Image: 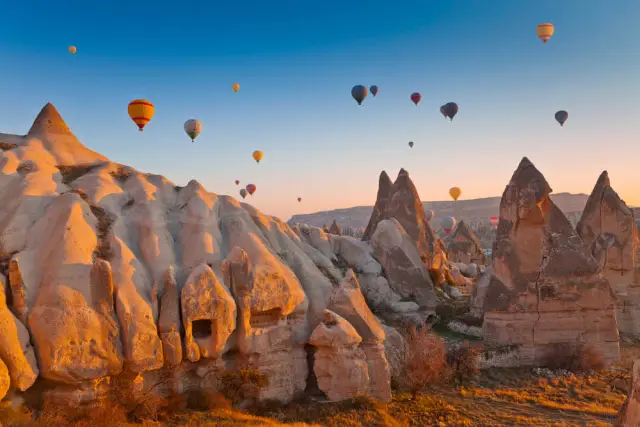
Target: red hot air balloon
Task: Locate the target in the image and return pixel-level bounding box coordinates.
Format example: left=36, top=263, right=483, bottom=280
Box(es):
left=235, top=180, right=240, bottom=185
left=246, top=184, right=256, bottom=195
left=490, top=216, right=499, bottom=228
left=410, top=92, right=421, bottom=106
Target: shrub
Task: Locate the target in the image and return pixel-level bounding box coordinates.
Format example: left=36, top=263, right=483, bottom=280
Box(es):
left=401, top=325, right=449, bottom=399
left=447, top=341, right=481, bottom=386
left=544, top=342, right=605, bottom=373
left=187, top=389, right=232, bottom=410
left=217, top=369, right=270, bottom=404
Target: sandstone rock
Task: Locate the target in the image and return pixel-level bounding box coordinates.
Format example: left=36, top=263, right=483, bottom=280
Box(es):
left=309, top=310, right=370, bottom=401
left=371, top=218, right=437, bottom=310
left=483, top=157, right=620, bottom=366
left=181, top=263, right=236, bottom=362
left=446, top=220, right=487, bottom=266
left=328, top=220, right=341, bottom=235
left=362, top=171, right=393, bottom=241
left=616, top=358, right=640, bottom=426
left=158, top=266, right=182, bottom=366
left=8, top=258, right=28, bottom=324
left=470, top=266, right=492, bottom=318
left=0, top=273, right=38, bottom=391
left=577, top=171, right=640, bottom=337
left=0, top=358, right=9, bottom=400
left=328, top=270, right=391, bottom=401
left=379, top=322, right=405, bottom=385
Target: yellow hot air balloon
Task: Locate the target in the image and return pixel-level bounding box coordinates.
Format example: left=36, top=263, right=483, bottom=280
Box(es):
left=536, top=23, right=554, bottom=43
left=252, top=150, right=264, bottom=163
left=68, top=46, right=77, bottom=54
left=449, top=186, right=461, bottom=201
left=128, top=99, right=155, bottom=132
left=232, top=83, right=240, bottom=92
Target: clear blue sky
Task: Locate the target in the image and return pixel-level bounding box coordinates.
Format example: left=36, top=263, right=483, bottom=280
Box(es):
left=1, top=0, right=638, bottom=220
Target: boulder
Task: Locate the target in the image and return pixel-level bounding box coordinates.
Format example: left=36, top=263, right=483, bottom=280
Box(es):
left=483, top=157, right=620, bottom=366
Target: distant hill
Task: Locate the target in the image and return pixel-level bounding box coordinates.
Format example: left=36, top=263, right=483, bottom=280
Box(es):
left=288, top=192, right=595, bottom=231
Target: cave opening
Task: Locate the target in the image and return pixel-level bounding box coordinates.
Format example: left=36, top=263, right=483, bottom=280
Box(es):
left=192, top=319, right=212, bottom=338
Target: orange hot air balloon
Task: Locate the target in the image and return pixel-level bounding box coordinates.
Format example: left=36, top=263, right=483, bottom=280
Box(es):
left=128, top=99, right=155, bottom=132
left=246, top=184, right=256, bottom=195
left=536, top=23, right=554, bottom=43
left=252, top=150, right=263, bottom=163
left=449, top=186, right=461, bottom=201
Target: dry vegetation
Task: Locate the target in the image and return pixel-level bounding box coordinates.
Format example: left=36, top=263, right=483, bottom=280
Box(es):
left=0, top=347, right=633, bottom=427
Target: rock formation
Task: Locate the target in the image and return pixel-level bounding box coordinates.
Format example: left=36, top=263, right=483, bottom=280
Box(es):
left=0, top=103, right=398, bottom=405
left=483, top=157, right=620, bottom=366
left=446, top=220, right=487, bottom=266
left=328, top=220, right=342, bottom=235
left=576, top=171, right=640, bottom=336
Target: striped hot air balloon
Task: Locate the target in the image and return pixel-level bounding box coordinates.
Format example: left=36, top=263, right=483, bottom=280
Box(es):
left=128, top=99, right=155, bottom=132
left=536, top=23, right=554, bottom=43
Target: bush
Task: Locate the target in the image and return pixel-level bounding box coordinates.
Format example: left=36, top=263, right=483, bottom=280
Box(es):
left=447, top=341, right=481, bottom=386
left=187, top=389, right=232, bottom=411
left=217, top=369, right=270, bottom=404
left=401, top=325, right=449, bottom=399
left=544, top=342, right=605, bottom=373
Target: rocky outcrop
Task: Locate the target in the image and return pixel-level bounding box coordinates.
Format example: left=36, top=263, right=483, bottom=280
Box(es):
left=446, top=220, right=487, bottom=266
left=576, top=171, right=640, bottom=337
left=617, top=358, right=640, bottom=426
left=328, top=220, right=341, bottom=235
left=309, top=310, right=370, bottom=401
left=371, top=218, right=437, bottom=310
left=362, top=171, right=393, bottom=241
left=470, top=266, right=492, bottom=319
left=158, top=267, right=182, bottom=366
left=483, top=157, right=620, bottom=366
left=0, top=359, right=9, bottom=400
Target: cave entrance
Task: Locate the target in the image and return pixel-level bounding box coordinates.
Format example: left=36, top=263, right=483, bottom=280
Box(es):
left=192, top=319, right=212, bottom=338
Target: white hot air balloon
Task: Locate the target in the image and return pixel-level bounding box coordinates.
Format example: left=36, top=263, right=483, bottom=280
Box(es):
left=184, top=119, right=202, bottom=143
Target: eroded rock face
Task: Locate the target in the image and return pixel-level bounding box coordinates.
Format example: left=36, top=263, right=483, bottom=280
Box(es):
left=328, top=220, right=342, bottom=235
left=577, top=171, right=640, bottom=336
left=309, top=310, right=370, bottom=401
left=362, top=171, right=393, bottom=241
left=0, top=358, right=9, bottom=400
left=483, top=157, right=620, bottom=366
left=470, top=266, right=492, bottom=319
left=158, top=266, right=182, bottom=366
left=446, top=220, right=487, bottom=266
left=616, top=358, right=640, bottom=426
left=371, top=218, right=437, bottom=310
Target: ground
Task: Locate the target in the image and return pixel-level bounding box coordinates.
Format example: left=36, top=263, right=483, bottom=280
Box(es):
left=0, top=346, right=635, bottom=427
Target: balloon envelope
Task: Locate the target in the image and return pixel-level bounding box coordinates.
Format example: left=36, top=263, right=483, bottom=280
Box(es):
left=443, top=102, right=459, bottom=120
left=68, top=46, right=77, bottom=54
left=184, top=119, right=202, bottom=142
left=252, top=150, right=264, bottom=163
left=235, top=180, right=240, bottom=185
left=410, top=92, right=421, bottom=105
left=449, top=186, right=462, bottom=201
left=246, top=184, right=256, bottom=195
left=370, top=85, right=379, bottom=96
left=439, top=106, right=447, bottom=119
left=425, top=209, right=435, bottom=221
left=351, top=85, right=368, bottom=105
left=239, top=189, right=247, bottom=199
left=232, top=83, right=240, bottom=92
left=536, top=23, right=554, bottom=43
left=128, top=99, right=154, bottom=132
left=555, top=110, right=568, bottom=126
left=442, top=216, right=456, bottom=233
left=490, top=216, right=499, bottom=227
left=408, top=141, right=414, bottom=148
left=297, top=197, right=302, bottom=202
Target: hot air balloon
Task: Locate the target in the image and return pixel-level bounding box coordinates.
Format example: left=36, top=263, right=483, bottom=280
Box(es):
left=425, top=209, right=435, bottom=221
left=536, top=23, right=554, bottom=43
left=449, top=186, right=461, bottom=201
left=184, top=119, right=202, bottom=142
left=239, top=188, right=247, bottom=199
left=128, top=99, right=155, bottom=132
left=442, top=102, right=459, bottom=121
left=235, top=180, right=240, bottom=185
left=408, top=141, right=414, bottom=148
left=297, top=197, right=302, bottom=202
left=490, top=216, right=499, bottom=228
left=555, top=110, right=568, bottom=126
left=252, top=150, right=264, bottom=163
left=351, top=85, right=368, bottom=105
left=68, top=46, right=77, bottom=54
left=439, top=106, right=447, bottom=119
left=442, top=216, right=456, bottom=234
left=232, top=83, right=240, bottom=92
left=410, top=92, right=421, bottom=106
left=246, top=184, right=256, bottom=195
left=370, top=85, right=379, bottom=97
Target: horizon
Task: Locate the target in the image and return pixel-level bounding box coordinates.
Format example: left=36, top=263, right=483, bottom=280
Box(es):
left=1, top=0, right=638, bottom=220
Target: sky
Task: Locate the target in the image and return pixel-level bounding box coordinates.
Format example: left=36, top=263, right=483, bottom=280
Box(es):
left=0, top=0, right=639, bottom=220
